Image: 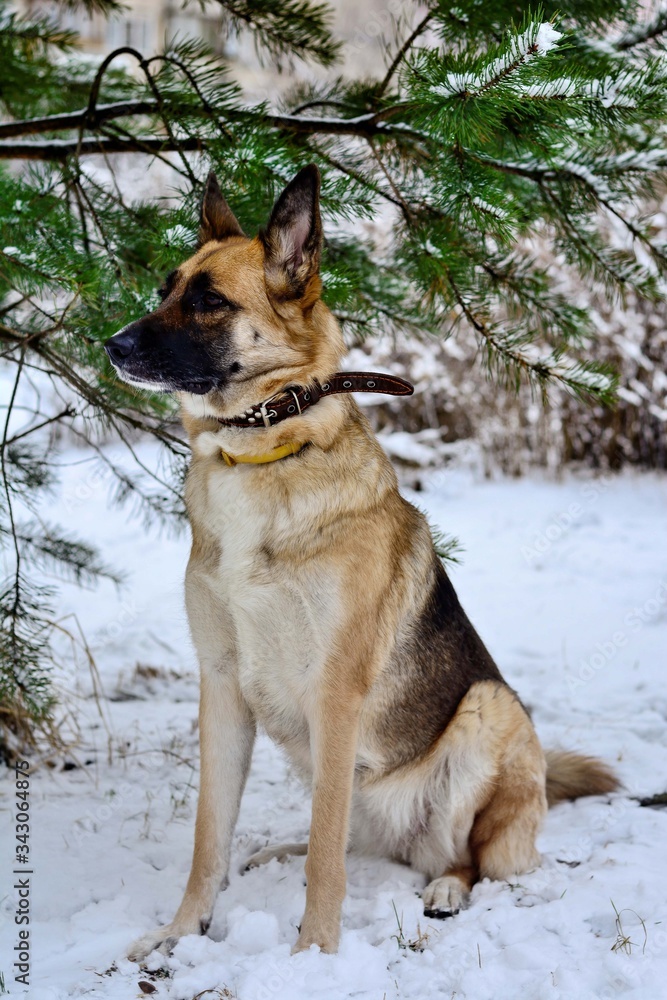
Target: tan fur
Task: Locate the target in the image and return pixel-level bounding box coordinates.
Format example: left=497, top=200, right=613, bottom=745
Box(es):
left=122, top=173, right=618, bottom=962
left=544, top=750, right=620, bottom=806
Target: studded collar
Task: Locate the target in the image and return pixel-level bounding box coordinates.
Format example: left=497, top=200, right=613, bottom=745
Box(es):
left=217, top=371, right=414, bottom=429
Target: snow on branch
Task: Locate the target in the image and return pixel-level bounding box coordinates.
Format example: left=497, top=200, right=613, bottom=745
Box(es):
left=430, top=22, right=562, bottom=99
left=615, top=8, right=667, bottom=51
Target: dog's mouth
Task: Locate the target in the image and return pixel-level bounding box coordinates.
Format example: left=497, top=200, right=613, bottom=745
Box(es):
left=179, top=379, right=217, bottom=395
left=116, top=367, right=219, bottom=395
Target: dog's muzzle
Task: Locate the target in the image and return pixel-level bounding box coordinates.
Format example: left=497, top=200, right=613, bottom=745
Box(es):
left=104, top=324, right=220, bottom=395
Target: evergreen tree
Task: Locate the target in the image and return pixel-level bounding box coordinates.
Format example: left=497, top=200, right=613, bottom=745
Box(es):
left=2, top=0, right=667, bottom=751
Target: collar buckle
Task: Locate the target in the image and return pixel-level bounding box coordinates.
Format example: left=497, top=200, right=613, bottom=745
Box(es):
left=258, top=385, right=302, bottom=427
left=258, top=402, right=273, bottom=428
left=257, top=387, right=287, bottom=427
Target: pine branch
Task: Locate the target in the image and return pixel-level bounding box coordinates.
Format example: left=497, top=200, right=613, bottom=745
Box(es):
left=431, top=526, right=463, bottom=565
left=0, top=580, right=56, bottom=720
left=0, top=99, right=414, bottom=142
left=377, top=10, right=436, bottom=98
left=0, top=101, right=158, bottom=141
left=0, top=7, right=78, bottom=51
left=615, top=9, right=667, bottom=50
left=209, top=0, right=341, bottom=66
left=444, top=268, right=616, bottom=403
left=426, top=20, right=562, bottom=101
left=50, top=0, right=123, bottom=12
left=5, top=407, right=75, bottom=446
left=3, top=523, right=124, bottom=588
left=0, top=135, right=193, bottom=159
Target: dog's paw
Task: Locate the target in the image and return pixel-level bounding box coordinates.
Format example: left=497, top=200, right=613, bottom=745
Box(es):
left=422, top=874, right=470, bottom=920
left=127, top=927, right=174, bottom=963
left=291, top=930, right=339, bottom=955
left=127, top=918, right=208, bottom=963
left=291, top=914, right=340, bottom=955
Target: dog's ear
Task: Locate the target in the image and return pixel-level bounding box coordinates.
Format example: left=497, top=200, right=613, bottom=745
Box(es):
left=198, top=172, right=244, bottom=246
left=261, top=164, right=322, bottom=300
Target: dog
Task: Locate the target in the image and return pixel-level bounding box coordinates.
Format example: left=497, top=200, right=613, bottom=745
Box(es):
left=105, top=164, right=618, bottom=959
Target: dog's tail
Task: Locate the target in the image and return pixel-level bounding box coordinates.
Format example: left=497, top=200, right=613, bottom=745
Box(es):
left=545, top=749, right=619, bottom=807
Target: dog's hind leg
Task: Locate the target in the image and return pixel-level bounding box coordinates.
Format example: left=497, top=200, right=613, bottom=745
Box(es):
left=242, top=843, right=308, bottom=872
left=470, top=724, right=547, bottom=883
left=421, top=750, right=546, bottom=919
left=417, top=682, right=547, bottom=920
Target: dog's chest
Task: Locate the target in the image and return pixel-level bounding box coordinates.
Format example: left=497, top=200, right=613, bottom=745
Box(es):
left=189, top=462, right=340, bottom=739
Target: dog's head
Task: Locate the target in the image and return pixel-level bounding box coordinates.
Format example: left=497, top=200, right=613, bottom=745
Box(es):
left=105, top=165, right=344, bottom=417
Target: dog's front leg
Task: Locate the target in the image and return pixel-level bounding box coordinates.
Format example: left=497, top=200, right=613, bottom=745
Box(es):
left=293, top=688, right=362, bottom=954
left=128, top=667, right=255, bottom=961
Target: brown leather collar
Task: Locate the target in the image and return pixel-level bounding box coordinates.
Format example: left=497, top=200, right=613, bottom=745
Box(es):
left=217, top=371, right=414, bottom=429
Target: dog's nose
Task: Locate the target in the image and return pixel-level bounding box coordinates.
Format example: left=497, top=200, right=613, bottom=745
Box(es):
left=105, top=330, right=136, bottom=363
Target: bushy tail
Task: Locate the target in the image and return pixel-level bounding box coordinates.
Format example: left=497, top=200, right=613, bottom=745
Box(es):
left=545, top=750, right=619, bottom=807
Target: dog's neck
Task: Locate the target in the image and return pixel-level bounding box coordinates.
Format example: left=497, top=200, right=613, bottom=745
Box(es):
left=181, top=371, right=412, bottom=465
left=180, top=388, right=352, bottom=463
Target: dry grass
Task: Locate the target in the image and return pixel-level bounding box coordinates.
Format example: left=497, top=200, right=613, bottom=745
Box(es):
left=611, top=899, right=648, bottom=956
left=191, top=989, right=237, bottom=999
left=1, top=610, right=115, bottom=769
left=391, top=901, right=432, bottom=953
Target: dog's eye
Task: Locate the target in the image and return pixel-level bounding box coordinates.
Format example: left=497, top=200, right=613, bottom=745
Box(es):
left=157, top=270, right=178, bottom=301
left=200, top=291, right=228, bottom=310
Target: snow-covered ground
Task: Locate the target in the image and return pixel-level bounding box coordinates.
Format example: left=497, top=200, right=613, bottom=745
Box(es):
left=2, top=442, right=667, bottom=1000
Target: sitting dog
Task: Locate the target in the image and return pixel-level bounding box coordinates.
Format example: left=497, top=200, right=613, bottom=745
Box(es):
left=105, top=165, right=617, bottom=959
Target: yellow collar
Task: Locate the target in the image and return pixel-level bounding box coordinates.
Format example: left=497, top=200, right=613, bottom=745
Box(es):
left=221, top=441, right=306, bottom=467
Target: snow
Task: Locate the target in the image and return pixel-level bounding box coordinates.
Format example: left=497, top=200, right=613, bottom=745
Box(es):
left=521, top=78, right=578, bottom=99
left=2, top=440, right=667, bottom=999
left=164, top=225, right=194, bottom=247
left=426, top=23, right=643, bottom=117
left=471, top=196, right=509, bottom=220
left=533, top=23, right=563, bottom=55
left=591, top=72, right=641, bottom=110
left=430, top=22, right=562, bottom=99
